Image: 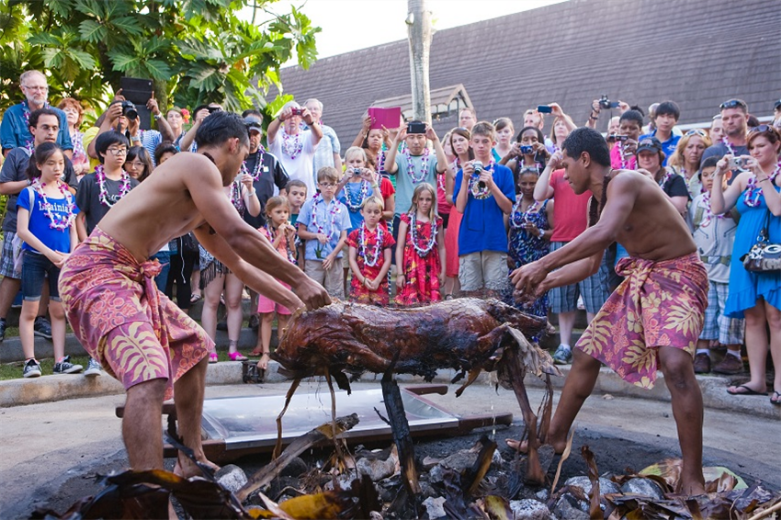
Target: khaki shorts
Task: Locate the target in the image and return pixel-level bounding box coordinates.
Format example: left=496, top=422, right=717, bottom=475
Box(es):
left=459, top=251, right=507, bottom=292
left=305, top=259, right=345, bottom=299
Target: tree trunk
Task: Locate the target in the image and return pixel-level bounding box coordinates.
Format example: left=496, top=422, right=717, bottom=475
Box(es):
left=407, top=0, right=432, bottom=125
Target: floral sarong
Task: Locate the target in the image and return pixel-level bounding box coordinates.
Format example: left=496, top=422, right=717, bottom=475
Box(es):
left=575, top=252, right=708, bottom=389
left=59, top=228, right=212, bottom=400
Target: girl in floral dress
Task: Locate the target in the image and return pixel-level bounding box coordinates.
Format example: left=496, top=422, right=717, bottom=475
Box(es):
left=395, top=183, right=445, bottom=306
left=347, top=197, right=396, bottom=305
left=507, top=167, right=554, bottom=319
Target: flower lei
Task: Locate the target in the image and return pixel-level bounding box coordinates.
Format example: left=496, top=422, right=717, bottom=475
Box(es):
left=409, top=212, right=437, bottom=257
left=404, top=147, right=430, bottom=183
left=31, top=179, right=76, bottom=230
left=281, top=129, right=303, bottom=160
left=619, top=142, right=628, bottom=169
left=241, top=146, right=266, bottom=181
left=469, top=161, right=493, bottom=200
left=744, top=163, right=781, bottom=208
left=95, top=165, right=131, bottom=207
left=722, top=137, right=737, bottom=159
left=22, top=101, right=50, bottom=149
left=344, top=178, right=370, bottom=212
left=266, top=223, right=297, bottom=264
left=376, top=147, right=386, bottom=173
left=656, top=168, right=675, bottom=189
left=309, top=194, right=341, bottom=239
left=229, top=180, right=244, bottom=213
left=359, top=222, right=383, bottom=268
left=697, top=192, right=729, bottom=228
left=509, top=199, right=539, bottom=229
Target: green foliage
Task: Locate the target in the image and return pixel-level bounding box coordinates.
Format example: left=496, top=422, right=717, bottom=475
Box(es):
left=0, top=0, right=320, bottom=117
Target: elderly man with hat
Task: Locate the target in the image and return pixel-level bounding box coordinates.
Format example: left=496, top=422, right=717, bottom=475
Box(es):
left=635, top=136, right=690, bottom=216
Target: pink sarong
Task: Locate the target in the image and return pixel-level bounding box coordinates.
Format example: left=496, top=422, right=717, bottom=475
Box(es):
left=59, top=228, right=212, bottom=400
left=575, top=252, right=708, bottom=389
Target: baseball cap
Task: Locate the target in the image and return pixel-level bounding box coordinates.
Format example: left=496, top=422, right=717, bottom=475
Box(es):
left=636, top=137, right=662, bottom=154
left=244, top=116, right=263, bottom=133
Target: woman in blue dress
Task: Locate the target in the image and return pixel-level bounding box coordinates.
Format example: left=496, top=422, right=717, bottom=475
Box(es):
left=710, top=126, right=781, bottom=404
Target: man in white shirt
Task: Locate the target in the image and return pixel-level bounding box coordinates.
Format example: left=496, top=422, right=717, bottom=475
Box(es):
left=267, top=101, right=323, bottom=196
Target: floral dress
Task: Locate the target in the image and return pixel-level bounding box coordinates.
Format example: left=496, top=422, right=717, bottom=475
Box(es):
left=395, top=213, right=443, bottom=306
left=346, top=224, right=396, bottom=305
left=507, top=198, right=550, bottom=318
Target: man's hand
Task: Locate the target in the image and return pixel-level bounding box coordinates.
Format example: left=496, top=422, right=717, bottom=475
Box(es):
left=510, top=259, right=548, bottom=295
left=302, top=107, right=315, bottom=126
left=590, top=100, right=601, bottom=115
left=146, top=93, right=160, bottom=116
left=479, top=168, right=493, bottom=188
left=549, top=103, right=564, bottom=118
left=463, top=161, right=476, bottom=177
left=128, top=116, right=140, bottom=138
left=291, top=276, right=331, bottom=311
left=425, top=124, right=438, bottom=141
left=112, top=89, right=126, bottom=103
left=395, top=123, right=407, bottom=143
left=106, top=102, right=123, bottom=124
left=618, top=101, right=630, bottom=112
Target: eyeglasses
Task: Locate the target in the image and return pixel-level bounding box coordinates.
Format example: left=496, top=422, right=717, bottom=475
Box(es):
left=106, top=147, right=128, bottom=155
left=720, top=99, right=747, bottom=110
left=23, top=85, right=48, bottom=92
left=126, top=160, right=145, bottom=168
left=750, top=125, right=772, bottom=133
left=318, top=182, right=337, bottom=188
left=685, top=129, right=706, bottom=137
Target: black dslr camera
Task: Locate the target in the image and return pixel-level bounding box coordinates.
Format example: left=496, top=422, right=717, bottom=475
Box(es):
left=121, top=100, right=138, bottom=120
left=598, top=95, right=620, bottom=110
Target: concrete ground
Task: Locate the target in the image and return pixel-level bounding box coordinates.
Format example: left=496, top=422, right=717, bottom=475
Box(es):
left=0, top=376, right=779, bottom=519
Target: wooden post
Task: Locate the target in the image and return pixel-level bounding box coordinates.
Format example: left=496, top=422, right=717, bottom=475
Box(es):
left=407, top=0, right=432, bottom=125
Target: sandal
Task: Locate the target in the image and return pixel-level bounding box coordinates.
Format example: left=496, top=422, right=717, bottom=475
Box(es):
left=726, top=384, right=766, bottom=396
left=190, top=293, right=202, bottom=304
left=229, top=351, right=248, bottom=362
left=208, top=352, right=218, bottom=364
left=771, top=391, right=781, bottom=406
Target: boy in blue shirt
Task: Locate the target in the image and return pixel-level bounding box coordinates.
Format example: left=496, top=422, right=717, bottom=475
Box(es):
left=454, top=121, right=516, bottom=297
left=297, top=167, right=352, bottom=298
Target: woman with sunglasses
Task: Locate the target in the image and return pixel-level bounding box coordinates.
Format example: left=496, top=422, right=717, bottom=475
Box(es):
left=668, top=129, right=713, bottom=198
left=710, top=125, right=781, bottom=405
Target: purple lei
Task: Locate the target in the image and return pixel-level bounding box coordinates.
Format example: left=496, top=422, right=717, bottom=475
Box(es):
left=95, top=165, right=131, bottom=207
left=32, top=179, right=76, bottom=230
left=241, top=146, right=266, bottom=181
left=744, top=163, right=780, bottom=208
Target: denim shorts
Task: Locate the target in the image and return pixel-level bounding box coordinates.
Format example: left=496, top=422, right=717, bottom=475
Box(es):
left=21, top=251, right=61, bottom=301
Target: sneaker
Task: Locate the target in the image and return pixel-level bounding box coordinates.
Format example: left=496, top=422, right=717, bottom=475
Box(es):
left=53, top=355, right=83, bottom=374
left=33, top=317, right=53, bottom=340
left=0, top=319, right=6, bottom=343
left=84, top=358, right=102, bottom=377
left=552, top=344, right=573, bottom=365
left=693, top=353, right=711, bottom=374
left=23, top=359, right=42, bottom=378
left=713, top=354, right=744, bottom=375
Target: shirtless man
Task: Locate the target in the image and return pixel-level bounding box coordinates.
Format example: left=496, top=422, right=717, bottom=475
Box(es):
left=511, top=127, right=709, bottom=495
left=59, top=112, right=330, bottom=479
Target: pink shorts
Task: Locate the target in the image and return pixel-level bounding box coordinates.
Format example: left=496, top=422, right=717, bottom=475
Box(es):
left=258, top=281, right=292, bottom=315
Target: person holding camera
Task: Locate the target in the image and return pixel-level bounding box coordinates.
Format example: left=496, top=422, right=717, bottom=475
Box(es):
left=701, top=99, right=751, bottom=177
left=609, top=109, right=645, bottom=171
left=710, top=125, right=781, bottom=404
left=585, top=97, right=629, bottom=130
left=266, top=101, right=323, bottom=198
left=501, top=126, right=550, bottom=187
left=178, top=103, right=224, bottom=153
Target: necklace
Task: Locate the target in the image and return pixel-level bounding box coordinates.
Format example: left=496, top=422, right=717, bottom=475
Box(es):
left=344, top=179, right=370, bottom=212
left=359, top=222, right=383, bottom=268
left=409, top=212, right=437, bottom=257
left=309, top=194, right=341, bottom=239
left=267, top=223, right=297, bottom=264
left=404, top=147, right=430, bottom=183
left=619, top=143, right=628, bottom=169
left=722, top=137, right=737, bottom=159
left=437, top=171, right=446, bottom=193
left=32, top=179, right=76, bottom=230
left=697, top=192, right=729, bottom=228
left=229, top=180, right=244, bottom=213
left=656, top=168, right=675, bottom=189
left=744, top=163, right=780, bottom=208
left=468, top=161, right=493, bottom=200
left=241, top=146, right=266, bottom=181
left=95, top=165, right=131, bottom=207
left=376, top=147, right=386, bottom=173
left=281, top=129, right=303, bottom=160
left=509, top=198, right=539, bottom=229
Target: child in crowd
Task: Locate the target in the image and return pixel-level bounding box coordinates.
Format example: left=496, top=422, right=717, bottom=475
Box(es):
left=338, top=147, right=390, bottom=229
left=395, top=183, right=445, bottom=305
left=454, top=121, right=516, bottom=297
left=254, top=196, right=298, bottom=368
left=285, top=179, right=307, bottom=268
left=610, top=109, right=645, bottom=170
left=124, top=146, right=154, bottom=182
left=347, top=197, right=395, bottom=305
left=297, top=167, right=351, bottom=299
left=689, top=156, right=745, bottom=374
left=507, top=166, right=554, bottom=321
left=17, top=144, right=82, bottom=378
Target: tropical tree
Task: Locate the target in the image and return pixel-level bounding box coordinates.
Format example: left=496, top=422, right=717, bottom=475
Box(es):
left=0, top=0, right=320, bottom=115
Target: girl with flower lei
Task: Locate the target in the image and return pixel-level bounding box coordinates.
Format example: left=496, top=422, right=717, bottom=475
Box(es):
left=252, top=196, right=299, bottom=363
left=394, top=183, right=445, bottom=306
left=501, top=127, right=550, bottom=183
left=347, top=197, right=395, bottom=306
left=442, top=128, right=474, bottom=299
left=16, top=143, right=81, bottom=375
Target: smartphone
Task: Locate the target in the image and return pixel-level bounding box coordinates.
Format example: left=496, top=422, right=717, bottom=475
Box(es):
left=407, top=121, right=426, bottom=134
left=536, top=105, right=552, bottom=114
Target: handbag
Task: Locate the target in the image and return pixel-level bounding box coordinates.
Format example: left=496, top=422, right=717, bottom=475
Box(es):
left=740, top=210, right=781, bottom=273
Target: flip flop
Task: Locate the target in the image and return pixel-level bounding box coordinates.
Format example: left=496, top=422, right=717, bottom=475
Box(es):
left=190, top=293, right=202, bottom=304
left=771, top=391, right=781, bottom=406
left=726, top=384, right=766, bottom=396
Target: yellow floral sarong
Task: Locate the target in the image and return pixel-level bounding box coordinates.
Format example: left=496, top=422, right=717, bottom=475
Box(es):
left=575, top=252, right=708, bottom=389
left=59, top=228, right=212, bottom=400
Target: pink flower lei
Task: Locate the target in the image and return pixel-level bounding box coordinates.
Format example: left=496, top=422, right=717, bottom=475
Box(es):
left=310, top=194, right=341, bottom=239
left=404, top=147, right=431, bottom=183
left=32, top=179, right=76, bottom=230
left=359, top=222, right=383, bottom=268
left=281, top=129, right=303, bottom=160
left=240, top=145, right=266, bottom=181
left=95, top=165, right=131, bottom=207
left=409, top=212, right=437, bottom=257
left=744, top=163, right=781, bottom=208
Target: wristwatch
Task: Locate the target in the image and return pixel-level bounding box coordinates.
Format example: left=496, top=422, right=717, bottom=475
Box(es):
left=153, top=113, right=161, bottom=120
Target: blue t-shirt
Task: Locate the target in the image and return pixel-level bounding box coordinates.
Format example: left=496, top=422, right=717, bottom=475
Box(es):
left=17, top=186, right=80, bottom=254
left=639, top=132, right=681, bottom=166
left=393, top=150, right=438, bottom=217
left=0, top=103, right=73, bottom=152
left=453, top=163, right=515, bottom=255
left=297, top=196, right=352, bottom=261
left=338, top=181, right=378, bottom=230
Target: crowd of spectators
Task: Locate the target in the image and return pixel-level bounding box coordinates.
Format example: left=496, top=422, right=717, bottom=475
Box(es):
left=0, top=69, right=779, bottom=406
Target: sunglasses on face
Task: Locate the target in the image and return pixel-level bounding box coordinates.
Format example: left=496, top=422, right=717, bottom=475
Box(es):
left=720, top=99, right=746, bottom=110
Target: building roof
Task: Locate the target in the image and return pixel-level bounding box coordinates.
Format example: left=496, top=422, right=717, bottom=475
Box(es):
left=270, top=0, right=781, bottom=146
